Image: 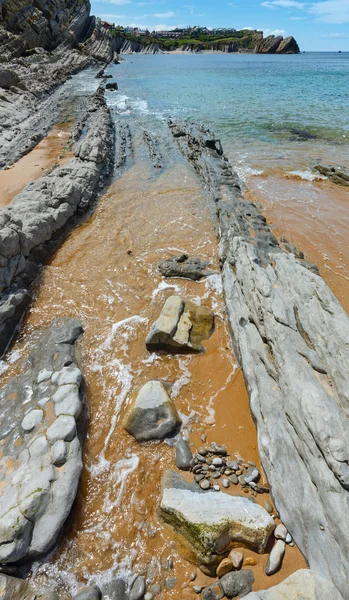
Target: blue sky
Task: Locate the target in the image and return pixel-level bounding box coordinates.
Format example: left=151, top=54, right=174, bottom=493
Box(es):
left=91, top=0, right=349, bottom=51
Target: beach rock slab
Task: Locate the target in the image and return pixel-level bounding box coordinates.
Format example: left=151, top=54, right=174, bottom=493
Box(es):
left=0, top=573, right=59, bottom=599
left=159, top=471, right=274, bottom=570
left=158, top=255, right=213, bottom=281
left=146, top=296, right=214, bottom=353
left=123, top=380, right=181, bottom=442
left=0, top=318, right=85, bottom=563
left=243, top=569, right=345, bottom=599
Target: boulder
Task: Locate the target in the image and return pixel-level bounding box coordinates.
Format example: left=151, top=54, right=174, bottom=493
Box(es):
left=146, top=296, right=214, bottom=353
left=243, top=569, right=345, bottom=599
left=106, top=82, right=118, bottom=91
left=123, top=380, right=182, bottom=442
left=158, top=255, right=213, bottom=280
left=314, top=165, right=349, bottom=187
left=74, top=586, right=102, bottom=600
left=220, top=570, right=254, bottom=598
left=0, top=69, right=20, bottom=90
left=0, top=318, right=85, bottom=563
left=276, top=36, right=300, bottom=54
left=158, top=471, right=274, bottom=570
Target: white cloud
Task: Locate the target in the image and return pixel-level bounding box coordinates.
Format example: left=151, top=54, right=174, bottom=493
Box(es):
left=309, top=0, right=349, bottom=23
left=152, top=11, right=175, bottom=18
left=261, top=0, right=305, bottom=8
left=264, top=28, right=287, bottom=35
left=320, top=31, right=349, bottom=37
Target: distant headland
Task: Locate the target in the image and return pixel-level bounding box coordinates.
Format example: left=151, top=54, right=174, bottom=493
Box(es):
left=103, top=23, right=300, bottom=54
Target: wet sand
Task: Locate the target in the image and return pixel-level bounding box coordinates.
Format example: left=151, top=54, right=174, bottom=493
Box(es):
left=1, top=147, right=306, bottom=596
left=245, top=173, right=349, bottom=315
left=0, top=123, right=73, bottom=207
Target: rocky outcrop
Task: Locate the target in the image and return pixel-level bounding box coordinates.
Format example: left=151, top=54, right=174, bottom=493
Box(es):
left=314, top=164, right=349, bottom=187
left=146, top=296, right=214, bottom=353
left=159, top=471, right=275, bottom=572
left=123, top=380, right=182, bottom=442
left=244, top=569, right=345, bottom=599
left=0, top=573, right=59, bottom=599
left=169, top=120, right=349, bottom=599
left=0, top=87, right=114, bottom=356
left=114, top=37, right=162, bottom=54
left=254, top=35, right=300, bottom=54
left=158, top=255, right=213, bottom=280
left=0, top=318, right=85, bottom=563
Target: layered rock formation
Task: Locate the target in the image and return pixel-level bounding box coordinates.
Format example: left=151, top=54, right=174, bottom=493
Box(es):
left=0, top=318, right=85, bottom=563
left=169, top=120, right=349, bottom=599
left=244, top=569, right=345, bottom=600
left=0, top=87, right=114, bottom=356
left=113, top=33, right=299, bottom=54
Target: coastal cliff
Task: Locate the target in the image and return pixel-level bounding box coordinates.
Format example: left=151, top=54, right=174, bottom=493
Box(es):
left=112, top=31, right=300, bottom=54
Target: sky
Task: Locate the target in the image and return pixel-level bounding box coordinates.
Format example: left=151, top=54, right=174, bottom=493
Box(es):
left=91, top=0, right=349, bottom=51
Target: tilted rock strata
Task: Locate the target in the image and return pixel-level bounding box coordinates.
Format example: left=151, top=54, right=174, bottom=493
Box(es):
left=0, top=318, right=85, bottom=563
left=159, top=471, right=275, bottom=570
left=244, top=569, right=345, bottom=599
left=0, top=87, right=114, bottom=356
left=169, top=120, right=349, bottom=599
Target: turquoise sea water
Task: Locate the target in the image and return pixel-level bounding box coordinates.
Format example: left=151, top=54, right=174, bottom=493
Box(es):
left=105, top=52, right=349, bottom=176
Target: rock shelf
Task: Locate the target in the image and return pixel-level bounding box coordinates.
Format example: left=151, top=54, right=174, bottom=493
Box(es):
left=169, top=119, right=349, bottom=599
left=0, top=318, right=85, bottom=563
left=0, top=87, right=114, bottom=356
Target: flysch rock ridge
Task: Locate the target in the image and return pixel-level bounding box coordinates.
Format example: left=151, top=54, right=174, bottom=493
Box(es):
left=0, top=317, right=85, bottom=563
left=0, top=86, right=114, bottom=356
left=169, top=119, right=349, bottom=599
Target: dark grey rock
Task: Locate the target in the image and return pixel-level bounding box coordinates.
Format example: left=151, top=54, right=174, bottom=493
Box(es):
left=175, top=438, right=193, bottom=470
left=202, top=581, right=224, bottom=600
left=102, top=579, right=128, bottom=600
left=220, top=570, right=254, bottom=598
left=158, top=255, right=213, bottom=281
left=0, top=69, right=20, bottom=90
left=74, top=585, right=102, bottom=600
left=106, top=82, right=118, bottom=91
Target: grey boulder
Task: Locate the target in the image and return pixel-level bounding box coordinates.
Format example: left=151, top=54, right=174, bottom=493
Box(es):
left=73, top=585, right=102, bottom=600
left=220, top=570, right=254, bottom=598
left=123, top=380, right=182, bottom=442
left=158, top=255, right=213, bottom=281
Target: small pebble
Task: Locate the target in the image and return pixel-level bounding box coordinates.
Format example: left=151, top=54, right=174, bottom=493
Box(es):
left=266, top=540, right=286, bottom=576
left=274, top=524, right=288, bottom=541
left=193, top=586, right=205, bottom=594
left=200, top=480, right=210, bottom=490
left=264, top=499, right=274, bottom=514
left=190, top=572, right=197, bottom=582
left=144, top=594, right=153, bottom=600
left=212, top=457, right=223, bottom=467
left=213, top=484, right=220, bottom=491
left=198, top=447, right=208, bottom=456
left=165, top=577, right=177, bottom=590
left=238, top=475, right=246, bottom=486
left=227, top=460, right=239, bottom=471
left=216, top=558, right=233, bottom=578
left=244, top=467, right=260, bottom=484
left=224, top=469, right=232, bottom=476
left=222, top=478, right=230, bottom=489
left=195, top=474, right=205, bottom=483
left=229, top=475, right=238, bottom=485
left=285, top=533, right=293, bottom=544
left=213, top=472, right=221, bottom=479
left=193, top=464, right=203, bottom=474
left=229, top=550, right=243, bottom=570
left=196, top=454, right=206, bottom=463
left=201, top=434, right=207, bottom=442
left=150, top=585, right=161, bottom=595
left=243, top=557, right=257, bottom=567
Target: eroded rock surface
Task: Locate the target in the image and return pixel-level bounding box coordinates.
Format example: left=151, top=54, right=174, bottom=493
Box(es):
left=158, top=255, right=213, bottom=281
left=0, top=318, right=85, bottom=563
left=0, top=573, right=59, bottom=599
left=314, top=165, right=349, bottom=187
left=169, top=119, right=349, bottom=599
left=0, top=87, right=114, bottom=356
left=244, top=569, right=345, bottom=600
left=146, top=296, right=214, bottom=353
left=123, top=380, right=181, bottom=442
left=159, top=471, right=274, bottom=571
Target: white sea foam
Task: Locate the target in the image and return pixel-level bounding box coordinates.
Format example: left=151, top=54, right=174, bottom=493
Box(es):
left=103, top=454, right=140, bottom=514
left=288, top=169, right=327, bottom=181
left=151, top=280, right=182, bottom=300
left=235, top=163, right=264, bottom=181
left=171, top=358, right=192, bottom=399
left=99, top=315, right=148, bottom=353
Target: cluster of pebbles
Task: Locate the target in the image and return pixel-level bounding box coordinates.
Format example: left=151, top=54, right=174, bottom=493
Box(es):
left=188, top=442, right=269, bottom=495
